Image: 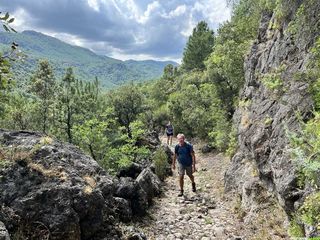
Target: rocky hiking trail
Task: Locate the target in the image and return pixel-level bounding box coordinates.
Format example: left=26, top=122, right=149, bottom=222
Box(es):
left=130, top=138, right=250, bottom=240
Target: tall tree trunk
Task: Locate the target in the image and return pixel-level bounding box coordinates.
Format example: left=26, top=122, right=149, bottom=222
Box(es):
left=67, top=104, right=72, bottom=143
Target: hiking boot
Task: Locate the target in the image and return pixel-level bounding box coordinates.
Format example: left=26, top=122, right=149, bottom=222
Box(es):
left=178, top=190, right=184, bottom=197
left=192, top=182, right=196, bottom=192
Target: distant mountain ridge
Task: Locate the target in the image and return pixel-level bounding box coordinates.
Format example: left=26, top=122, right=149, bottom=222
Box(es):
left=0, top=30, right=178, bottom=87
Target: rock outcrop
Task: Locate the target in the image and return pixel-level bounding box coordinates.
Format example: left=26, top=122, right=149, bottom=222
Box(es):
left=0, top=130, right=162, bottom=239
left=225, top=0, right=320, bottom=222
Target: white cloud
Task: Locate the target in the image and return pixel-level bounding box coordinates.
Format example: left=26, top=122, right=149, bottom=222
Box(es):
left=168, top=5, right=187, bottom=18
left=192, top=0, right=231, bottom=29
left=46, top=32, right=87, bottom=47
left=10, top=8, right=33, bottom=30
left=0, top=0, right=231, bottom=61
left=87, top=0, right=100, bottom=12
left=137, top=1, right=162, bottom=24
left=109, top=0, right=141, bottom=20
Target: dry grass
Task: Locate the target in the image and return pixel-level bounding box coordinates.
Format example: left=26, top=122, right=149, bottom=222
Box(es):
left=83, top=186, right=93, bottom=195
left=83, top=175, right=97, bottom=188
left=39, top=136, right=53, bottom=145
left=28, top=163, right=68, bottom=180
left=82, top=175, right=97, bottom=195
left=0, top=146, right=33, bottom=168
left=240, top=112, right=251, bottom=129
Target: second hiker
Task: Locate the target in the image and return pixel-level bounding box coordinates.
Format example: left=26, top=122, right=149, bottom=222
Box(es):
left=165, top=121, right=174, bottom=145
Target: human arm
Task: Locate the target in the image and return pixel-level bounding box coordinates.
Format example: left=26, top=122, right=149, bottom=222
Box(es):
left=191, top=151, right=196, bottom=173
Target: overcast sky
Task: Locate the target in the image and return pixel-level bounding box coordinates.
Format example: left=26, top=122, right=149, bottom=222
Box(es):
left=0, top=0, right=231, bottom=62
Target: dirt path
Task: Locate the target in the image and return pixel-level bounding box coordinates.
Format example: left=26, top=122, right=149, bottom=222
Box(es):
left=132, top=137, right=247, bottom=240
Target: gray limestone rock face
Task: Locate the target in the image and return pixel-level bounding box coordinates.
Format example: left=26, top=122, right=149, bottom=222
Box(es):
left=0, top=130, right=121, bottom=240
left=225, top=0, right=320, bottom=220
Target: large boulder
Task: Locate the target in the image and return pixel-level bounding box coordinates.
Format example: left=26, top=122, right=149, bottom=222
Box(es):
left=136, top=168, right=161, bottom=202
left=117, top=162, right=144, bottom=179
left=115, top=168, right=161, bottom=216
left=0, top=130, right=121, bottom=240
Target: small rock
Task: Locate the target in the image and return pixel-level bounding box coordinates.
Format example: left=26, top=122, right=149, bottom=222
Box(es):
left=201, top=237, right=211, bottom=240
left=214, top=227, right=225, bottom=237
left=233, top=236, right=243, bottom=240
left=174, top=232, right=183, bottom=238
left=167, top=234, right=175, bottom=240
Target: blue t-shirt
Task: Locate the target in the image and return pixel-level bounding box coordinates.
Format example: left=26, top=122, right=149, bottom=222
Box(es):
left=175, top=142, right=193, bottom=166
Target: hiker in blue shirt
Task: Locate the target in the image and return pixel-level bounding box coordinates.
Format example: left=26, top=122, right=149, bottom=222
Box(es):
left=165, top=121, right=174, bottom=145
left=172, top=133, right=196, bottom=197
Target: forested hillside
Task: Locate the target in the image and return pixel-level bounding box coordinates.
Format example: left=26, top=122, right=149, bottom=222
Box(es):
left=1, top=0, right=320, bottom=238
left=0, top=30, right=177, bottom=88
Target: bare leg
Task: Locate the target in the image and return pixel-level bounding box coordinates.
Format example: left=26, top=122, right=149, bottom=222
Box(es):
left=179, top=175, right=184, bottom=191
left=188, top=174, right=196, bottom=192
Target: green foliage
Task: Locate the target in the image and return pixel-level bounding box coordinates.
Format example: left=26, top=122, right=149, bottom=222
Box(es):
left=308, top=38, right=320, bottom=110
left=166, top=72, right=220, bottom=138
left=285, top=0, right=319, bottom=40
left=73, top=111, right=116, bottom=162
left=208, top=112, right=231, bottom=151
left=0, top=12, right=16, bottom=32
left=100, top=120, right=150, bottom=174
left=182, top=21, right=215, bottom=71
left=288, top=112, right=320, bottom=188
left=0, top=92, right=39, bottom=130
left=153, top=147, right=169, bottom=181
left=300, top=192, right=320, bottom=227
left=288, top=217, right=305, bottom=237
left=226, top=126, right=238, bottom=157
left=0, top=11, right=18, bottom=115
left=205, top=0, right=264, bottom=114
left=289, top=192, right=320, bottom=238
left=0, top=53, right=12, bottom=114
left=107, top=83, right=145, bottom=138
left=260, top=65, right=285, bottom=92
left=29, top=60, right=56, bottom=133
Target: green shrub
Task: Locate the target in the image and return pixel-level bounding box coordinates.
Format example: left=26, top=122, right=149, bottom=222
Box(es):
left=288, top=217, right=305, bottom=237
left=288, top=112, right=320, bottom=188
left=260, top=65, right=286, bottom=92
left=288, top=192, right=320, bottom=238
left=300, top=192, right=320, bottom=227
left=153, top=147, right=169, bottom=181
left=226, top=126, right=238, bottom=157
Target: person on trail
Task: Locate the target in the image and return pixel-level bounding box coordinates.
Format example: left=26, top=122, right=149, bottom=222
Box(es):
left=165, top=121, right=174, bottom=145
left=172, top=133, right=196, bottom=197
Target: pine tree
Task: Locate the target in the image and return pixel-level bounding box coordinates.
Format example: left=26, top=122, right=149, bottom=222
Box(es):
left=182, top=21, right=215, bottom=71
left=29, top=60, right=56, bottom=133
left=55, top=67, right=77, bottom=143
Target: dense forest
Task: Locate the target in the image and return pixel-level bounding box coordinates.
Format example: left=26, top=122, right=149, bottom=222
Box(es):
left=1, top=0, right=320, bottom=238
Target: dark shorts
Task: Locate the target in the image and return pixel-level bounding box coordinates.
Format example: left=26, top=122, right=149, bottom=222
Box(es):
left=166, top=132, right=173, bottom=136
left=178, top=163, right=192, bottom=176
